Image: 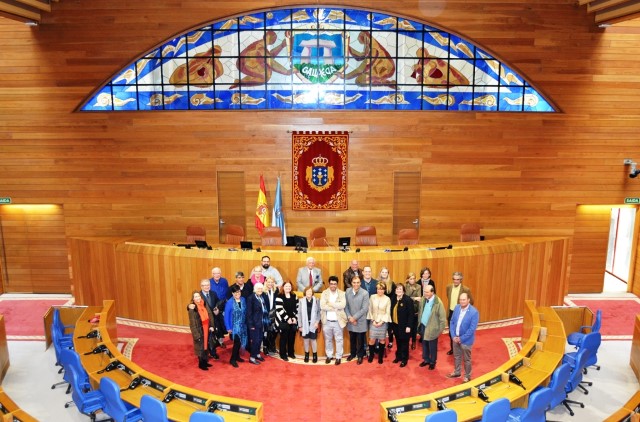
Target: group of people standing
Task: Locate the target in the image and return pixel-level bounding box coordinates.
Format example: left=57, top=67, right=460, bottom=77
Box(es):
left=186, top=258, right=479, bottom=384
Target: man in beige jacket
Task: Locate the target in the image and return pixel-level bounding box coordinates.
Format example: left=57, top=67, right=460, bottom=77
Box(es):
left=320, top=275, right=347, bottom=365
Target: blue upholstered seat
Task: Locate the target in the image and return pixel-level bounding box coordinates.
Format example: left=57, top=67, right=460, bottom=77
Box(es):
left=100, top=376, right=143, bottom=422
left=480, top=397, right=510, bottom=422
left=140, top=394, right=169, bottom=422
left=507, top=387, right=552, bottom=422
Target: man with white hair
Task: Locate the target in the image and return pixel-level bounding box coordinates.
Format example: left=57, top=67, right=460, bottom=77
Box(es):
left=246, top=282, right=268, bottom=365
left=296, top=256, right=324, bottom=292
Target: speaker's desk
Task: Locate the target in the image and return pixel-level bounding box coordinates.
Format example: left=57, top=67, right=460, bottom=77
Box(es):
left=74, top=300, right=263, bottom=422
left=380, top=301, right=566, bottom=421
left=69, top=236, right=569, bottom=327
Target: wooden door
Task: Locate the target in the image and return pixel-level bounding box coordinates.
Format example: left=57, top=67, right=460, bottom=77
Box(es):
left=217, top=171, right=246, bottom=243
left=393, top=172, right=421, bottom=243
left=0, top=204, right=70, bottom=293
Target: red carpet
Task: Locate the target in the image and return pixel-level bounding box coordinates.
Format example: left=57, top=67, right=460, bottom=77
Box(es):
left=565, top=297, right=640, bottom=337
left=0, top=298, right=70, bottom=337
left=120, top=322, right=521, bottom=422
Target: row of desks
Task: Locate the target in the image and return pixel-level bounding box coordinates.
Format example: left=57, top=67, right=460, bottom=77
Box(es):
left=380, top=301, right=566, bottom=421
left=71, top=301, right=263, bottom=422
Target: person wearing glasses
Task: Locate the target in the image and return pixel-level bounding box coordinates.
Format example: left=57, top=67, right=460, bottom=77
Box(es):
left=320, top=275, right=347, bottom=365
left=445, top=272, right=473, bottom=355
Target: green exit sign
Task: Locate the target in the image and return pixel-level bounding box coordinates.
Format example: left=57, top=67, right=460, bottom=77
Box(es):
left=0, top=197, right=11, bottom=204
left=625, top=197, right=640, bottom=204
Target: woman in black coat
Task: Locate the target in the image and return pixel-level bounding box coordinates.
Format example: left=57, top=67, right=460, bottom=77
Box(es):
left=390, top=283, right=414, bottom=367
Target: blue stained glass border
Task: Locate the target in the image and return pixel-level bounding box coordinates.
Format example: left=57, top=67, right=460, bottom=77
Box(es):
left=79, top=7, right=554, bottom=113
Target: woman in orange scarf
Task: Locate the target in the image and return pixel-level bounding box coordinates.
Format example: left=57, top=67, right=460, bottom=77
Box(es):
left=188, top=291, right=215, bottom=370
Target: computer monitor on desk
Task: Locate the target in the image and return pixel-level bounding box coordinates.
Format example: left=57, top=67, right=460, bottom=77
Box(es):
left=240, top=241, right=253, bottom=251
left=194, top=240, right=212, bottom=250
left=294, top=235, right=307, bottom=250
left=338, top=237, right=350, bottom=251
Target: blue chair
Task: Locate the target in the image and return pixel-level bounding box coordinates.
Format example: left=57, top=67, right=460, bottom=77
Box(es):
left=424, top=408, right=457, bottom=422
left=51, top=317, right=74, bottom=389
left=567, top=309, right=601, bottom=348
left=507, top=387, right=552, bottom=422
left=189, top=411, right=225, bottom=422
left=53, top=307, right=75, bottom=341
left=563, top=331, right=601, bottom=378
left=100, top=376, right=143, bottom=422
left=140, top=394, right=169, bottom=422
left=562, top=346, right=590, bottom=415
left=67, top=364, right=107, bottom=422
left=480, top=397, right=510, bottom=422
left=60, top=349, right=94, bottom=407
left=544, top=363, right=572, bottom=413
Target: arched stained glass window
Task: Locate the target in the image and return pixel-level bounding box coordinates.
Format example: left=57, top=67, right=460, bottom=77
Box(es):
left=80, top=7, right=554, bottom=112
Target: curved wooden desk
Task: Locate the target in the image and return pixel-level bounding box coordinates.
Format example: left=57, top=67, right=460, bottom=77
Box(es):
left=380, top=301, right=566, bottom=421
left=69, top=236, right=569, bottom=327
left=73, top=300, right=263, bottom=422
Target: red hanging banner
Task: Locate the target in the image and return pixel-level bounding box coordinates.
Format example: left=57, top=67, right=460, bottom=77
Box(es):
left=292, top=131, right=348, bottom=210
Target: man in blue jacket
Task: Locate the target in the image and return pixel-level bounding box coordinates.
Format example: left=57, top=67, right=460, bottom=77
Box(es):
left=446, top=292, right=478, bottom=383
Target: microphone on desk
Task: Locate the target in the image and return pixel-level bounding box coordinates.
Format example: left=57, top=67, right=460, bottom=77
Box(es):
left=126, top=376, right=142, bottom=390
left=508, top=372, right=526, bottom=390
left=97, top=361, right=120, bottom=374
left=163, top=390, right=176, bottom=403
left=77, top=330, right=100, bottom=339
left=477, top=388, right=491, bottom=403
left=436, top=399, right=447, bottom=410
left=387, top=409, right=399, bottom=422
left=84, top=344, right=113, bottom=358
left=207, top=401, right=220, bottom=413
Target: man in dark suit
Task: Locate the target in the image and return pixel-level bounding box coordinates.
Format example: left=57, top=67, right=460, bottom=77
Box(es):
left=190, top=279, right=220, bottom=359
left=246, top=282, right=267, bottom=365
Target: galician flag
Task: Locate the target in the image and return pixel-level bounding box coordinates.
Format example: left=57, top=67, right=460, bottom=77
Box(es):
left=255, top=175, right=270, bottom=234
left=272, top=177, right=287, bottom=244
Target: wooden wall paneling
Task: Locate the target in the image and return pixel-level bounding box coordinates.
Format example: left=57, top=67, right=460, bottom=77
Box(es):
left=0, top=205, right=70, bottom=293
left=570, top=205, right=612, bottom=293
left=1, top=1, right=640, bottom=299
